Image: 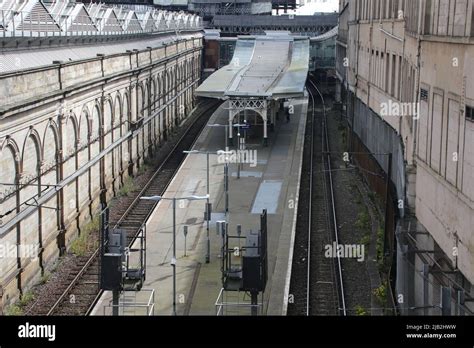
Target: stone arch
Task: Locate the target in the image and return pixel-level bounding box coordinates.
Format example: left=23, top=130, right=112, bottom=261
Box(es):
left=151, top=78, right=157, bottom=112
left=165, top=70, right=172, bottom=132
left=156, top=74, right=162, bottom=107
left=135, top=83, right=145, bottom=162
left=41, top=122, right=60, bottom=248
left=156, top=73, right=163, bottom=142
left=168, top=65, right=176, bottom=97
left=112, top=93, right=123, bottom=193
left=144, top=82, right=150, bottom=118
left=137, top=83, right=145, bottom=119
left=180, top=62, right=186, bottom=105
left=171, top=66, right=179, bottom=127
left=64, top=113, right=78, bottom=160
left=90, top=104, right=101, bottom=199
left=175, top=64, right=181, bottom=121
left=122, top=91, right=130, bottom=169
left=113, top=93, right=122, bottom=138
left=62, top=114, right=78, bottom=219
left=143, top=82, right=152, bottom=158
left=113, top=92, right=122, bottom=115
left=0, top=137, right=20, bottom=198
left=20, top=131, right=41, bottom=244
left=123, top=91, right=130, bottom=123
left=21, top=129, right=42, bottom=176
left=177, top=63, right=182, bottom=91
left=78, top=106, right=90, bottom=148
left=0, top=137, right=20, bottom=168
left=42, top=121, right=59, bottom=175
left=187, top=59, right=191, bottom=81
left=90, top=103, right=101, bottom=142
left=77, top=106, right=91, bottom=209
left=103, top=98, right=113, bottom=188
left=104, top=97, right=113, bottom=131
left=0, top=139, right=20, bottom=246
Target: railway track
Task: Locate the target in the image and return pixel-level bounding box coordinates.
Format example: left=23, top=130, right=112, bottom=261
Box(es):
left=26, top=99, right=221, bottom=316
left=288, top=77, right=346, bottom=316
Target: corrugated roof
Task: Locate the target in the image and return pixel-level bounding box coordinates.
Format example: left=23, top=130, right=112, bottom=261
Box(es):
left=196, top=33, right=309, bottom=99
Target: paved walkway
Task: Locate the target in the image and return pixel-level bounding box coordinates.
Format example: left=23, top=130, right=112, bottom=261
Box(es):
left=92, top=96, right=307, bottom=316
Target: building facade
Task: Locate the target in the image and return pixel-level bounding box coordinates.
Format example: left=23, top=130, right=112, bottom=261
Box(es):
left=337, top=0, right=474, bottom=315
left=0, top=1, right=203, bottom=311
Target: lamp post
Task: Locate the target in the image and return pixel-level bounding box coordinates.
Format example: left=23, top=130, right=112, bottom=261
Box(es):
left=140, top=194, right=209, bottom=316
left=183, top=149, right=232, bottom=262
left=232, top=122, right=248, bottom=179
left=217, top=150, right=232, bottom=214
left=183, top=150, right=211, bottom=263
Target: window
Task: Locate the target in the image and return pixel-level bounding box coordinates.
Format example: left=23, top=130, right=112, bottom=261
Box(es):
left=420, top=88, right=429, bottom=102
left=466, top=106, right=474, bottom=122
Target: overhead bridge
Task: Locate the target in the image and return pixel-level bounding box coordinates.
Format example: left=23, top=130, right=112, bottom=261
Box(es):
left=212, top=13, right=338, bottom=35
left=196, top=32, right=309, bottom=146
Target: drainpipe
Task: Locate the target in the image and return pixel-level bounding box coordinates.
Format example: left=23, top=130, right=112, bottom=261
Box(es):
left=412, top=0, right=424, bottom=165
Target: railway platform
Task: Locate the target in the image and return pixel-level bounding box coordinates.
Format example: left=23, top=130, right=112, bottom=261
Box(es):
left=92, top=96, right=307, bottom=316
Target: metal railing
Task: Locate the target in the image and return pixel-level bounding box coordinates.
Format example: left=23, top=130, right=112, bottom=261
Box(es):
left=215, top=288, right=264, bottom=316
left=103, top=289, right=155, bottom=316
left=0, top=10, right=201, bottom=38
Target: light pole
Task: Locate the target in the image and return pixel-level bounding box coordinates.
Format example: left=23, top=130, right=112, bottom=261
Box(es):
left=183, top=149, right=232, bottom=261
left=232, top=122, right=248, bottom=179
left=183, top=150, right=211, bottom=263
left=217, top=150, right=232, bottom=214
left=140, top=194, right=209, bottom=316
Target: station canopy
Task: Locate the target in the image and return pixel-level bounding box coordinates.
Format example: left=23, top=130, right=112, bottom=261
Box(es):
left=196, top=32, right=310, bottom=100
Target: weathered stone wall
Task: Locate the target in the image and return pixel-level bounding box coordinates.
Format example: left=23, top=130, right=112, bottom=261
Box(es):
left=0, top=33, right=203, bottom=310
